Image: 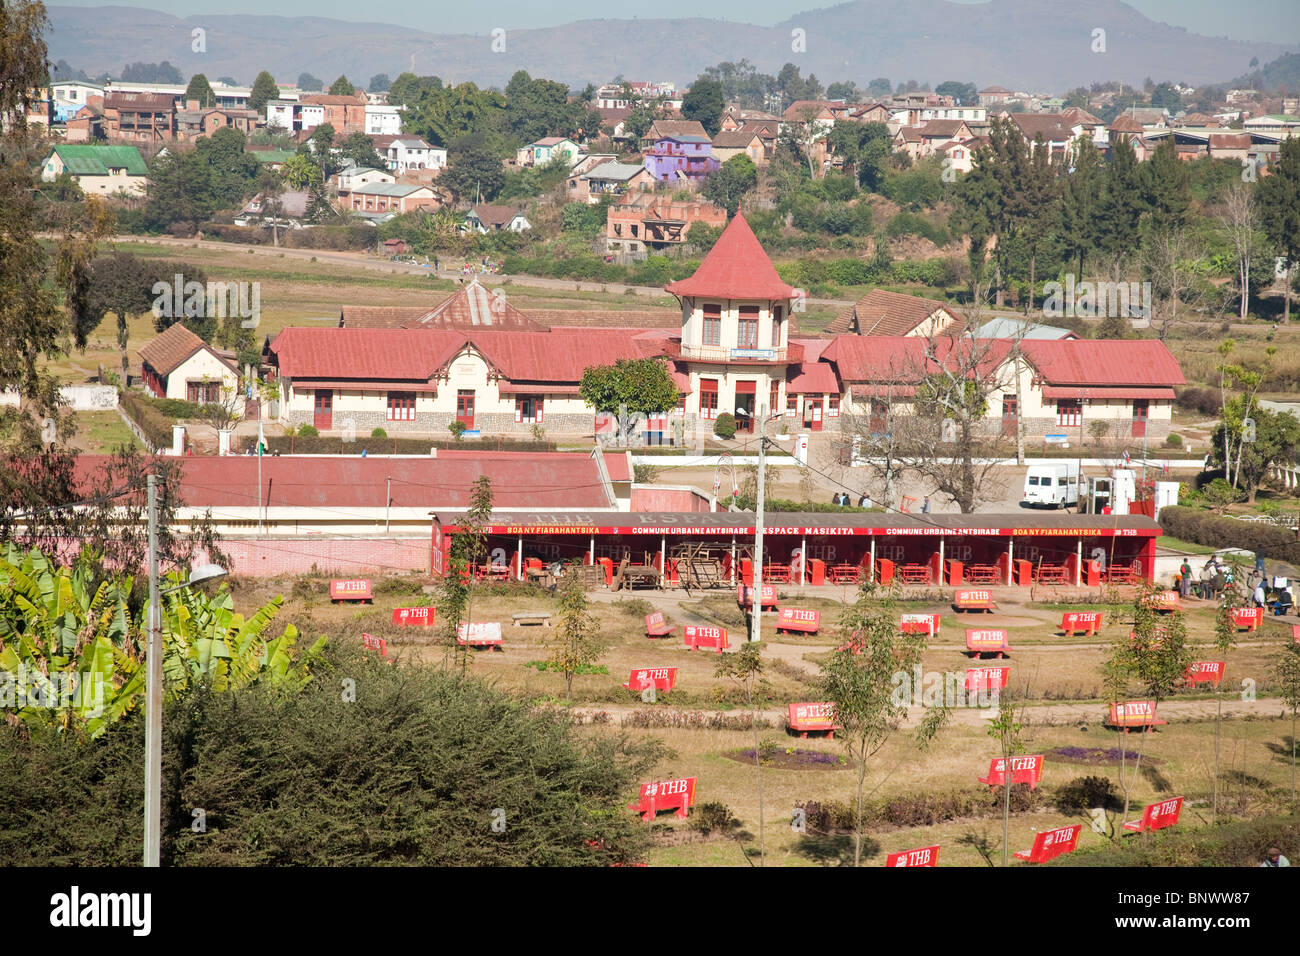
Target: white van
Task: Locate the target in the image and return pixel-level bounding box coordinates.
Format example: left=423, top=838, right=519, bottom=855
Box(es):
left=1023, top=464, right=1080, bottom=509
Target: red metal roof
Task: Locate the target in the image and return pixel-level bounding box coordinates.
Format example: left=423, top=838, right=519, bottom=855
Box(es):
left=469, top=330, right=659, bottom=384
left=787, top=362, right=840, bottom=394
left=270, top=328, right=466, bottom=380
left=664, top=213, right=794, bottom=300
left=1021, top=340, right=1185, bottom=387
left=73, top=453, right=613, bottom=510
left=821, top=335, right=1012, bottom=383
left=1042, top=386, right=1176, bottom=400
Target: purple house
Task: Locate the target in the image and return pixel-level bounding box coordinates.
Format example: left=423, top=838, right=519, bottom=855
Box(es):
left=643, top=135, right=720, bottom=184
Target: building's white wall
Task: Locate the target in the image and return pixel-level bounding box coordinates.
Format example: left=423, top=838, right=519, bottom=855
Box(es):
left=168, top=350, right=239, bottom=402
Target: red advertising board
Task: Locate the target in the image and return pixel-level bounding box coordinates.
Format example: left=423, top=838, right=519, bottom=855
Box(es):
left=456, top=622, right=504, bottom=647
left=1231, top=607, right=1263, bottom=631
left=738, top=583, right=778, bottom=609
left=361, top=632, right=388, bottom=656
left=392, top=606, right=436, bottom=626
left=886, top=845, right=939, bottom=867
left=787, top=702, right=837, bottom=736
left=979, top=754, right=1044, bottom=790
left=1124, top=796, right=1184, bottom=833
left=955, top=589, right=995, bottom=611
left=629, top=777, right=696, bottom=821
left=776, top=608, right=821, bottom=634
left=624, top=667, right=677, bottom=692
left=900, top=613, right=941, bottom=636
left=1015, top=824, right=1081, bottom=864
left=1147, top=590, right=1181, bottom=612
left=966, top=628, right=1010, bottom=657
left=644, top=611, right=673, bottom=637
left=1061, top=611, right=1103, bottom=635
left=1185, top=661, right=1225, bottom=686
left=684, top=624, right=729, bottom=653
left=329, top=579, right=373, bottom=602
left=965, top=666, right=1010, bottom=693
left=1108, top=700, right=1166, bottom=730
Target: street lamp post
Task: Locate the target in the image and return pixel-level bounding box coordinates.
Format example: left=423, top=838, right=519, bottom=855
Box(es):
left=740, top=405, right=770, bottom=644
left=144, top=473, right=227, bottom=867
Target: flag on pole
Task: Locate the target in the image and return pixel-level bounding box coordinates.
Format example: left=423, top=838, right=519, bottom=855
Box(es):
left=1123, top=449, right=1130, bottom=465
left=257, top=420, right=266, bottom=456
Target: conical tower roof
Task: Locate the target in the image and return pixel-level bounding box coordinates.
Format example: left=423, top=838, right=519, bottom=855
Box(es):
left=665, top=213, right=794, bottom=300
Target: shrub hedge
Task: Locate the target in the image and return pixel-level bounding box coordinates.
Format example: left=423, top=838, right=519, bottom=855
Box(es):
left=1158, top=506, right=1300, bottom=562
left=119, top=389, right=199, bottom=451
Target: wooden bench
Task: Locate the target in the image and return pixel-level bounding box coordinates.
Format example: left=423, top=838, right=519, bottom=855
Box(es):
left=1014, top=824, right=1081, bottom=864
left=475, top=563, right=510, bottom=581
left=614, top=564, right=661, bottom=591
left=775, top=608, right=820, bottom=635
left=898, top=563, right=932, bottom=585
left=1104, top=563, right=1138, bottom=585
left=1061, top=611, right=1103, bottom=637
left=954, top=589, right=997, bottom=613
left=978, top=754, right=1044, bottom=790
left=1123, top=796, right=1184, bottom=834
left=644, top=611, right=674, bottom=638
left=1036, top=563, right=1069, bottom=585
left=762, top=564, right=791, bottom=583
left=964, top=564, right=1001, bottom=585
left=511, top=611, right=552, bottom=627
left=1106, top=700, right=1167, bottom=733
left=829, top=564, right=861, bottom=585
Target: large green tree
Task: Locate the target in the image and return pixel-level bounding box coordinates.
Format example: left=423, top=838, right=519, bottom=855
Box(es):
left=681, top=77, right=725, bottom=136
left=184, top=73, right=216, bottom=108
left=702, top=154, right=757, bottom=215
left=1210, top=399, right=1300, bottom=503
left=1257, top=137, right=1300, bottom=324
left=328, top=75, right=355, bottom=96
left=88, top=252, right=161, bottom=376
left=248, top=70, right=279, bottom=114
left=440, top=133, right=507, bottom=203
left=579, top=358, right=679, bottom=445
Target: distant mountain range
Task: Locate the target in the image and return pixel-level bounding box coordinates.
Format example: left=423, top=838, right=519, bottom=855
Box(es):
left=46, top=1, right=1295, bottom=93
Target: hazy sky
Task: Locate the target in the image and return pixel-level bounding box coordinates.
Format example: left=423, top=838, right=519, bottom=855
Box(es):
left=50, top=0, right=1300, bottom=43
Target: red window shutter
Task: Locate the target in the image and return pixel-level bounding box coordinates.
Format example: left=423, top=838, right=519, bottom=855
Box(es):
left=536, top=399, right=544, bottom=423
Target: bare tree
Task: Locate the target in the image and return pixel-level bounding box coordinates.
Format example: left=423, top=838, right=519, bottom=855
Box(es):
left=831, top=385, right=919, bottom=511
left=1218, top=183, right=1260, bottom=323
left=1142, top=227, right=1209, bottom=342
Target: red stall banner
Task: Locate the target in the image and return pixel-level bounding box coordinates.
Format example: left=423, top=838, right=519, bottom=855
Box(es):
left=392, top=606, right=436, bottom=626
left=954, top=589, right=996, bottom=612
left=900, top=613, right=941, bottom=636
left=361, top=632, right=388, bottom=656
left=1014, top=824, right=1081, bottom=864
left=787, top=702, right=838, bottom=736
left=684, top=624, right=730, bottom=653
left=966, top=628, right=1011, bottom=657
left=965, top=666, right=1010, bottom=693
left=886, top=845, right=940, bottom=867
left=1185, top=661, right=1225, bottom=686
left=629, top=777, right=696, bottom=821
left=1108, top=700, right=1166, bottom=731
left=1147, top=590, right=1181, bottom=612
left=776, top=608, right=821, bottom=634
left=1123, top=796, right=1184, bottom=834
left=1061, top=611, right=1103, bottom=636
left=1231, top=607, right=1263, bottom=631
left=979, top=754, right=1044, bottom=790
left=624, top=667, right=677, bottom=692
left=457, top=622, right=504, bottom=647
left=329, top=579, right=373, bottom=602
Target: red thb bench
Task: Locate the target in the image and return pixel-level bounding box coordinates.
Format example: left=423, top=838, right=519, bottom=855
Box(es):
left=1015, top=824, right=1081, bottom=864
left=624, top=667, right=677, bottom=693
left=392, top=606, right=436, bottom=626
left=954, top=589, right=996, bottom=613
left=886, top=845, right=939, bottom=867
left=738, top=584, right=779, bottom=610
left=1123, top=796, right=1184, bottom=834
left=965, top=666, right=1010, bottom=693
left=1147, top=590, right=1181, bottom=613
left=1184, top=661, right=1224, bottom=686
left=629, top=777, right=696, bottom=821
left=1232, top=607, right=1262, bottom=632
left=330, top=579, right=373, bottom=603
left=776, top=608, right=820, bottom=635
left=900, top=613, right=941, bottom=636
left=979, top=754, right=1044, bottom=790
left=684, top=624, right=729, bottom=653
left=1107, top=700, right=1166, bottom=732
left=644, top=612, right=674, bottom=638
left=1061, top=611, right=1103, bottom=636
left=966, top=628, right=1011, bottom=659
left=787, top=702, right=838, bottom=738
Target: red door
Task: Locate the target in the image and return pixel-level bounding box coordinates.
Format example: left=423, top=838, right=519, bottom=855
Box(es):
left=1132, top=399, right=1148, bottom=438
left=456, top=389, right=475, bottom=429
left=313, top=390, right=333, bottom=431
left=1002, top=396, right=1018, bottom=438
left=803, top=397, right=823, bottom=431
left=734, top=382, right=756, bottom=433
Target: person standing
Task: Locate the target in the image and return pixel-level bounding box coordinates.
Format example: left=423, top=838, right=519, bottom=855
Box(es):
left=1253, top=580, right=1267, bottom=609
left=1256, top=548, right=1268, bottom=578
left=1179, top=559, right=1192, bottom=598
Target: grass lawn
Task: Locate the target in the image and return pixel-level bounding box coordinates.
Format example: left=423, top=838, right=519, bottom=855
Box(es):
left=70, top=410, right=139, bottom=453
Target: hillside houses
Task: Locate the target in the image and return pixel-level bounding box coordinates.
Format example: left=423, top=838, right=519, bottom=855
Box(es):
left=41, top=144, right=148, bottom=196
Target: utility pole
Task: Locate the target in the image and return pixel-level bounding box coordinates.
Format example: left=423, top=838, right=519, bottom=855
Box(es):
left=386, top=475, right=392, bottom=533
left=751, top=404, right=767, bottom=644
left=144, top=474, right=161, bottom=868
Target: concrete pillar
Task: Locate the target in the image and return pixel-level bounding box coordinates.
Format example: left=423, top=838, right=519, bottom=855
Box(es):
left=218, top=429, right=232, bottom=456
left=171, top=425, right=185, bottom=456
